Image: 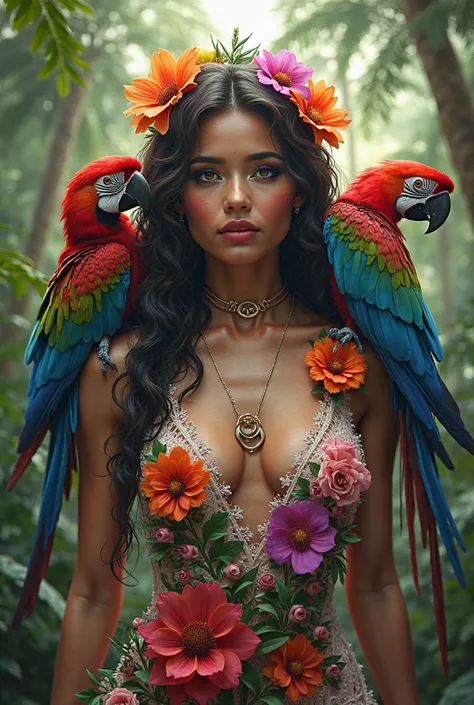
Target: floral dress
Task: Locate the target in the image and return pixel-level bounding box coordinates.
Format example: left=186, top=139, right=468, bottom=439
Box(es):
left=78, top=336, right=378, bottom=705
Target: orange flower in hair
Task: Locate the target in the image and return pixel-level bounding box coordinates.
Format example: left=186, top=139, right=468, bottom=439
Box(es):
left=124, top=47, right=201, bottom=135
left=305, top=335, right=366, bottom=394
left=141, top=446, right=210, bottom=521
left=290, top=80, right=351, bottom=148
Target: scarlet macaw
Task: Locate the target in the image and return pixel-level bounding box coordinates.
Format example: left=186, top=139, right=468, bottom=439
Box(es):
left=323, top=160, right=474, bottom=670
left=10, top=156, right=151, bottom=625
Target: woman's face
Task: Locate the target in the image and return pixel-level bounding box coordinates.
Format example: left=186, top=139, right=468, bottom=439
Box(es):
left=179, top=109, right=302, bottom=265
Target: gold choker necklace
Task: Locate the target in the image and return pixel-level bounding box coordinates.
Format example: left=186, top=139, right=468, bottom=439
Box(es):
left=202, top=284, right=289, bottom=319
left=200, top=296, right=295, bottom=453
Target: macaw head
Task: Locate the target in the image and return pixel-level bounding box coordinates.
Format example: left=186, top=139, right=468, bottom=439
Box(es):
left=60, top=156, right=151, bottom=242
left=341, top=160, right=454, bottom=233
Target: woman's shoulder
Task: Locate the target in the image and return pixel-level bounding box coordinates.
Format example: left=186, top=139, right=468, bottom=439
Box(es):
left=78, top=329, right=140, bottom=423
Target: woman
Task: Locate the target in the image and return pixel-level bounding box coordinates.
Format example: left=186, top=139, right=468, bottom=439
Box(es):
left=51, top=48, right=419, bottom=705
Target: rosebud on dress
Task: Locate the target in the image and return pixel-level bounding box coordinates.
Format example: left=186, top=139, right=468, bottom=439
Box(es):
left=178, top=544, right=199, bottom=560
left=223, top=564, right=241, bottom=581
left=313, top=625, right=329, bottom=640
left=177, top=568, right=192, bottom=583
left=289, top=605, right=307, bottom=623
left=325, top=664, right=341, bottom=679
left=258, top=573, right=276, bottom=591
left=155, top=528, right=174, bottom=543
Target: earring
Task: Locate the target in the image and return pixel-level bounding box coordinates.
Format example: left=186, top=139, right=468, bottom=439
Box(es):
left=178, top=213, right=185, bottom=225
left=293, top=206, right=300, bottom=215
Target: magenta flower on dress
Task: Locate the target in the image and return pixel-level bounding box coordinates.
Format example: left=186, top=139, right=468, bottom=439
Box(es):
left=253, top=50, right=313, bottom=99
left=266, top=500, right=336, bottom=574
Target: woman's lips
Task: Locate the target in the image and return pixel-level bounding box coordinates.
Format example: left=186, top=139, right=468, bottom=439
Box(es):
left=219, top=229, right=259, bottom=242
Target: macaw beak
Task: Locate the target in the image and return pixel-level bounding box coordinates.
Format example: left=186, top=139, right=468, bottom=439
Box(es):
left=119, top=171, right=151, bottom=217
left=405, top=191, right=451, bottom=234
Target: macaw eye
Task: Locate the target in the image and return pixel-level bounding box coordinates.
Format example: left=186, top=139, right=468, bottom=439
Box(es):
left=103, top=176, right=112, bottom=185
left=413, top=178, right=423, bottom=189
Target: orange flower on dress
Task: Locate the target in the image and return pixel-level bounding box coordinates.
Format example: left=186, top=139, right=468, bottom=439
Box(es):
left=263, top=634, right=323, bottom=701
left=290, top=79, right=351, bottom=148
left=305, top=336, right=367, bottom=394
left=124, top=47, right=201, bottom=135
left=140, top=446, right=210, bottom=521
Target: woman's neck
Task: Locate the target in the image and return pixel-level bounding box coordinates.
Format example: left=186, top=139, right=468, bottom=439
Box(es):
left=203, top=258, right=290, bottom=332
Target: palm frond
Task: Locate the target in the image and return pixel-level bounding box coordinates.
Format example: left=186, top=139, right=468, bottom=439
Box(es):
left=356, top=26, right=415, bottom=134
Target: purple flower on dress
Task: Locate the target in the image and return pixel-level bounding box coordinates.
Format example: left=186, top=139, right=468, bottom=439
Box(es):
left=253, top=50, right=313, bottom=99
left=266, top=500, right=336, bottom=574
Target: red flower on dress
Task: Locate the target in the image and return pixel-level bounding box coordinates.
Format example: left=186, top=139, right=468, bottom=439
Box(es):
left=139, top=582, right=260, bottom=705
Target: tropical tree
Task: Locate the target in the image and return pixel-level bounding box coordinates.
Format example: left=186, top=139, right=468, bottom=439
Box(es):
left=274, top=0, right=474, bottom=229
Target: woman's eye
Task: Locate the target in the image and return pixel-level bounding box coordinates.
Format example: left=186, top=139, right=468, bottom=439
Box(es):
left=255, top=166, right=279, bottom=179
left=196, top=170, right=218, bottom=182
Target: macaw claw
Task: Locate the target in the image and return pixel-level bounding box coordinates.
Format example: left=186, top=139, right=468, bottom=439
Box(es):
left=97, top=336, right=118, bottom=376
left=328, top=327, right=363, bottom=354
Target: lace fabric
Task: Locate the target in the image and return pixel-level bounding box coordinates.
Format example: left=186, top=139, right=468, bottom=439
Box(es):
left=137, top=388, right=378, bottom=704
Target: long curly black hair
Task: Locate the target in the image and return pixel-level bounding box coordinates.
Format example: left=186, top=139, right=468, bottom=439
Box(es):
left=108, top=62, right=343, bottom=571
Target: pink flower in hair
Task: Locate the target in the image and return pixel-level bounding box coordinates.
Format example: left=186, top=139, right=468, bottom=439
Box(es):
left=253, top=50, right=313, bottom=98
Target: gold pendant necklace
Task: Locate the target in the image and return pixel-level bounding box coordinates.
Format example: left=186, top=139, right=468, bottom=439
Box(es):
left=200, top=295, right=295, bottom=453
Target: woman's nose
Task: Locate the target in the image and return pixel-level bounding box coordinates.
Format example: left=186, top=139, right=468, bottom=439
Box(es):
left=223, top=175, right=251, bottom=211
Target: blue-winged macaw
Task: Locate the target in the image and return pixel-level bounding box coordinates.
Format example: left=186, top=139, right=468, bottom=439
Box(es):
left=323, top=160, right=474, bottom=671
left=9, top=156, right=151, bottom=625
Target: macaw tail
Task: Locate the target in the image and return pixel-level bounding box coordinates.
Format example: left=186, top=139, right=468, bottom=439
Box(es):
left=11, top=386, right=78, bottom=627
left=396, top=391, right=466, bottom=674
left=9, top=418, right=50, bottom=490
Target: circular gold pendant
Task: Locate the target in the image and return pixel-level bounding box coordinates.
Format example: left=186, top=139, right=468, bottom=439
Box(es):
left=235, top=413, right=265, bottom=453
left=236, top=301, right=260, bottom=318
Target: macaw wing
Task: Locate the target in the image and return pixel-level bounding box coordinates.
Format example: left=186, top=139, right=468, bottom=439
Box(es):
left=20, top=241, right=131, bottom=450
left=323, top=201, right=443, bottom=366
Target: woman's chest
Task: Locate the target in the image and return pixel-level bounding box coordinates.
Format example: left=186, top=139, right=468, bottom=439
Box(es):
left=167, top=327, right=365, bottom=522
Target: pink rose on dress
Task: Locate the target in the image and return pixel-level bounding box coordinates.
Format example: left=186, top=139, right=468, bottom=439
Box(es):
left=258, top=573, right=276, bottom=591
left=318, top=438, right=371, bottom=506
left=223, top=564, right=241, bottom=581
left=288, top=605, right=307, bottom=623
left=105, top=688, right=140, bottom=705
left=178, top=544, right=199, bottom=560
left=325, top=664, right=341, bottom=679
left=155, top=528, right=174, bottom=543
left=313, top=625, right=329, bottom=640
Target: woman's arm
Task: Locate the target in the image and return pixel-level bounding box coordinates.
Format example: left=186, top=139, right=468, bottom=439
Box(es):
left=345, top=345, right=419, bottom=705
left=51, top=336, right=130, bottom=705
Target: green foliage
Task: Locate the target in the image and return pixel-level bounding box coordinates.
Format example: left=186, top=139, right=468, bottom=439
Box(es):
left=274, top=0, right=473, bottom=133
left=5, top=0, right=93, bottom=95
left=211, top=27, right=261, bottom=64
left=0, top=249, right=48, bottom=299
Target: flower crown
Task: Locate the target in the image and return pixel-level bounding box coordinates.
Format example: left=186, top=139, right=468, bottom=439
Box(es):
left=123, top=29, right=351, bottom=148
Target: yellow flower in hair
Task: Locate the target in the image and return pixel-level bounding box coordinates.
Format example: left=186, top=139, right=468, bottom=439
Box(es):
left=124, top=47, right=201, bottom=135
left=197, top=48, right=217, bottom=64
left=290, top=80, right=351, bottom=149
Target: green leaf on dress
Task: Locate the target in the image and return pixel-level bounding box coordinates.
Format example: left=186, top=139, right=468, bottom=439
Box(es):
left=257, top=635, right=290, bottom=654
left=202, top=512, right=229, bottom=542
left=239, top=661, right=261, bottom=695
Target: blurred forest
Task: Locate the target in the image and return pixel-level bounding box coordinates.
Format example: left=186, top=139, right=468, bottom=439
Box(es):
left=0, top=1, right=473, bottom=704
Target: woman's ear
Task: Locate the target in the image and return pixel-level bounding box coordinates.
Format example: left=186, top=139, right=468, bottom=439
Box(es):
left=175, top=200, right=185, bottom=215
left=293, top=194, right=304, bottom=209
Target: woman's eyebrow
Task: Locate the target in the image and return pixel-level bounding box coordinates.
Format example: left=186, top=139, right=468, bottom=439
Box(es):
left=189, top=151, right=284, bottom=166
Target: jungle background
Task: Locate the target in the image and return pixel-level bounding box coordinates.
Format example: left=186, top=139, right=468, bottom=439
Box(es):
left=0, top=0, right=473, bottom=703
